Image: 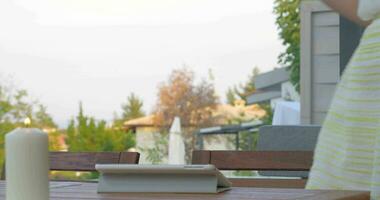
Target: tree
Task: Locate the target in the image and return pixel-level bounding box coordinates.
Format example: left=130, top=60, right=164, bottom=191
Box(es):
left=32, top=104, right=61, bottom=151
left=274, top=0, right=301, bottom=92
left=10, top=90, right=33, bottom=122
left=226, top=87, right=237, bottom=105
left=0, top=85, right=56, bottom=129
left=0, top=80, right=58, bottom=169
left=121, top=93, right=145, bottom=121
left=113, top=93, right=145, bottom=128
left=224, top=67, right=272, bottom=153
left=141, top=134, right=168, bottom=164
left=34, top=104, right=57, bottom=129
left=66, top=102, right=135, bottom=152
left=154, top=68, right=219, bottom=161
left=231, top=67, right=260, bottom=102
left=64, top=102, right=135, bottom=180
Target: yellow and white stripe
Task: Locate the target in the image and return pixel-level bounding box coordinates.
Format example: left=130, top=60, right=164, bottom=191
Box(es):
left=306, top=19, right=380, bottom=200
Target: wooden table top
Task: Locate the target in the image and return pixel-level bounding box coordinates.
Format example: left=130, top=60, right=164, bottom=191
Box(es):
left=0, top=181, right=370, bottom=200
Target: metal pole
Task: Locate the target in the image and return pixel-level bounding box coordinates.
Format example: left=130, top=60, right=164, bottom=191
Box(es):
left=248, top=132, right=253, bottom=151
left=235, top=132, right=239, bottom=150
left=197, top=132, right=204, bottom=150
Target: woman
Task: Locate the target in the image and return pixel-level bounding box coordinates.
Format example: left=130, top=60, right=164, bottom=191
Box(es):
left=306, top=0, right=380, bottom=199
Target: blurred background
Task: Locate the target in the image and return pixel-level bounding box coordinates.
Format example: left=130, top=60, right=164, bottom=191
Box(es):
left=0, top=0, right=301, bottom=179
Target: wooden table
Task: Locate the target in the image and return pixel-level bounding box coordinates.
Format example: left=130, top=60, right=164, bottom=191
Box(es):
left=0, top=181, right=370, bottom=200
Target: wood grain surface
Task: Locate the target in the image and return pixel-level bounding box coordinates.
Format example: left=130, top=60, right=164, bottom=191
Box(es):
left=192, top=150, right=313, bottom=170
left=192, top=150, right=313, bottom=188
left=0, top=181, right=370, bottom=200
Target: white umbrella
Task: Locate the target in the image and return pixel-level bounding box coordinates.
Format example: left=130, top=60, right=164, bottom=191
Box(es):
left=168, top=117, right=186, bottom=165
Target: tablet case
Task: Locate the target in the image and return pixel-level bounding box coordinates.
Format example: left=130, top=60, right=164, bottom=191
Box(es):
left=96, top=164, right=231, bottom=193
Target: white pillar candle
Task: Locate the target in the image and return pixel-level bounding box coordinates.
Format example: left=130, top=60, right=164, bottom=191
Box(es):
left=6, top=128, right=49, bottom=200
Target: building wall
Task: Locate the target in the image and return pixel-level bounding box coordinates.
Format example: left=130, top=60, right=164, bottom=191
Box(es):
left=301, top=0, right=340, bottom=125
left=301, top=0, right=363, bottom=125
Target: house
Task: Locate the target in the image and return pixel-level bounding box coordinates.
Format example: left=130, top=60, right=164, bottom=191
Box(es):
left=300, top=0, right=363, bottom=124
left=246, top=67, right=299, bottom=108
left=124, top=103, right=266, bottom=164
left=246, top=0, right=364, bottom=126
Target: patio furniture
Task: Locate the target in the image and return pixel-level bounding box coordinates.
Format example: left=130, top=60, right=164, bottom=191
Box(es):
left=0, top=181, right=369, bottom=199
left=256, top=125, right=320, bottom=178
left=1, top=152, right=140, bottom=180
left=192, top=150, right=313, bottom=188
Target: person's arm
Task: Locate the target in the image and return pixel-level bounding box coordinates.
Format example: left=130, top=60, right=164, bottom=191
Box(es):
left=323, top=0, right=372, bottom=27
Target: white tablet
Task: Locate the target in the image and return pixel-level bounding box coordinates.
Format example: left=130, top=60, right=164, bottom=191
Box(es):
left=96, top=164, right=231, bottom=193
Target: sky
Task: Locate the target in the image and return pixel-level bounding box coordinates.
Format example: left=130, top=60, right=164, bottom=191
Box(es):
left=0, top=0, right=284, bottom=128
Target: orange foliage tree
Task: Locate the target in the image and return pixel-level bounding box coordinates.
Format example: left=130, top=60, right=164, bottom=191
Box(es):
left=154, top=68, right=219, bottom=161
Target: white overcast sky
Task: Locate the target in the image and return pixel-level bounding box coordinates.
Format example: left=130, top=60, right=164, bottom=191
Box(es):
left=0, top=0, right=284, bottom=127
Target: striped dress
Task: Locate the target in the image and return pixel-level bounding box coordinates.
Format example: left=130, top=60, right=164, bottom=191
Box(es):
left=306, top=5, right=380, bottom=199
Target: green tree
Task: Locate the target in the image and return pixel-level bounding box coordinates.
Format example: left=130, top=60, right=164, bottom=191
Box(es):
left=64, top=103, right=135, bottom=180
left=140, top=132, right=168, bottom=164
left=274, top=0, right=300, bottom=92
left=0, top=86, right=12, bottom=120
left=113, top=93, right=145, bottom=128
left=10, top=90, right=33, bottom=122
left=0, top=85, right=16, bottom=139
left=232, top=67, right=260, bottom=101
left=0, top=85, right=56, bottom=129
left=0, top=81, right=58, bottom=171
left=121, top=93, right=145, bottom=121
left=48, top=131, right=63, bottom=151
left=226, top=87, right=237, bottom=105
left=34, top=104, right=57, bottom=129
left=66, top=102, right=135, bottom=152
left=225, top=66, right=273, bottom=154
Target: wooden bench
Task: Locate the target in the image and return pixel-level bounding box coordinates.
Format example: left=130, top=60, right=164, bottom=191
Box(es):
left=192, top=150, right=313, bottom=188
left=1, top=151, right=140, bottom=180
